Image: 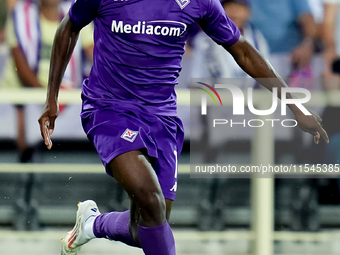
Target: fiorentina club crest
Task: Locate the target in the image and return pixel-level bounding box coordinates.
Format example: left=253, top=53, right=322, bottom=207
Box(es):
left=121, top=128, right=138, bottom=143
left=175, top=0, right=190, bottom=9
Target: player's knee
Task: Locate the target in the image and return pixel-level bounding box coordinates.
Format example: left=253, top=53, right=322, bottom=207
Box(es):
left=135, top=187, right=165, bottom=212
left=133, top=187, right=166, bottom=224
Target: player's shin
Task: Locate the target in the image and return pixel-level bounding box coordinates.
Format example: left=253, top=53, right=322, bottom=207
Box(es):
left=93, top=210, right=138, bottom=247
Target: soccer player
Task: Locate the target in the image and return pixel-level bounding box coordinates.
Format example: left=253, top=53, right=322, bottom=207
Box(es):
left=38, top=0, right=329, bottom=254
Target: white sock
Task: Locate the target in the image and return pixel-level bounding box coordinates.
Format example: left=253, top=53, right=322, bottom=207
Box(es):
left=84, top=215, right=98, bottom=240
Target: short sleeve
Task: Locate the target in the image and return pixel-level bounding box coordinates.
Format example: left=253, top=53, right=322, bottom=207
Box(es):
left=69, top=0, right=101, bottom=28
left=198, top=0, right=240, bottom=46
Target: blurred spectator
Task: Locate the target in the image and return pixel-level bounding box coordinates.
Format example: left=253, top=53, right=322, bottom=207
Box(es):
left=191, top=0, right=269, bottom=86
left=307, top=0, right=324, bottom=46
left=321, top=0, right=340, bottom=162
left=191, top=0, right=269, bottom=163
left=322, top=0, right=340, bottom=77
left=250, top=0, right=318, bottom=79
left=320, top=0, right=340, bottom=200
left=250, top=0, right=322, bottom=232
left=0, top=0, right=6, bottom=44
left=190, top=0, right=269, bottom=231
left=0, top=0, right=8, bottom=78
left=308, top=0, right=324, bottom=26
left=191, top=0, right=270, bottom=159
left=0, top=0, right=93, bottom=162
left=7, top=0, right=19, bottom=10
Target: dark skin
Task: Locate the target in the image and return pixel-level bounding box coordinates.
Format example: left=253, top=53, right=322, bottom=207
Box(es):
left=224, top=37, right=328, bottom=144
left=38, top=14, right=329, bottom=244
left=11, top=0, right=93, bottom=158
left=107, top=150, right=173, bottom=245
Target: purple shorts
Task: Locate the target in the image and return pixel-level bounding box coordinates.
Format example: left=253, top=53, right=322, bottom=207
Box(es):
left=81, top=104, right=184, bottom=200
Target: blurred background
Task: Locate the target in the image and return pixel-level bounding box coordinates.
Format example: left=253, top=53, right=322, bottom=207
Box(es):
left=1, top=0, right=340, bottom=254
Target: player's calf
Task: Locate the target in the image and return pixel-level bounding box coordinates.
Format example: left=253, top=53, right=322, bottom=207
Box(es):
left=130, top=186, right=176, bottom=255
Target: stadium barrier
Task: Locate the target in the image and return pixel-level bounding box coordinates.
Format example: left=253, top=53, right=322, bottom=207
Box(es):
left=1, top=88, right=340, bottom=255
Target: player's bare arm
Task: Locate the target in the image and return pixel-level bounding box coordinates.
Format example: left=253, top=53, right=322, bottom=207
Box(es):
left=38, top=14, right=81, bottom=149
left=224, top=36, right=329, bottom=144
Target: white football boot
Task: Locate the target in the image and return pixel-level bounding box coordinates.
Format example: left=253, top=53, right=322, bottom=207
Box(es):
left=61, top=200, right=101, bottom=255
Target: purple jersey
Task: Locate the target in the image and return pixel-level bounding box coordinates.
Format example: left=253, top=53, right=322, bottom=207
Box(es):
left=69, top=0, right=240, bottom=116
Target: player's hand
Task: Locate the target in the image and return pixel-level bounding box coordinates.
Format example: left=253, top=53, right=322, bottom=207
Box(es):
left=294, top=109, right=329, bottom=144
left=38, top=100, right=59, bottom=150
